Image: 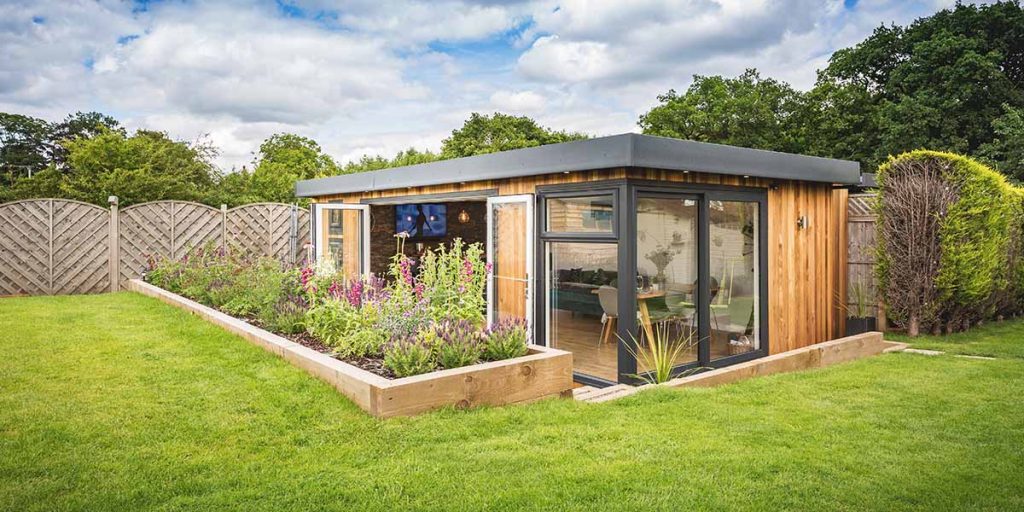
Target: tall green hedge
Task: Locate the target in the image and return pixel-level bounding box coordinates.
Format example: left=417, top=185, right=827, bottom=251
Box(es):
left=876, top=150, right=1024, bottom=335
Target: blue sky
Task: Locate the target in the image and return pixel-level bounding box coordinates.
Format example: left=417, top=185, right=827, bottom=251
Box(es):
left=0, top=0, right=960, bottom=169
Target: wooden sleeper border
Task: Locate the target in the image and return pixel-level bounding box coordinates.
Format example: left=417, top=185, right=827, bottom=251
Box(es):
left=128, top=279, right=574, bottom=418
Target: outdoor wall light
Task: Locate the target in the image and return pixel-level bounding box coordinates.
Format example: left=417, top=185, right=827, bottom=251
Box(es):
left=458, top=209, right=470, bottom=223
left=797, top=215, right=809, bottom=230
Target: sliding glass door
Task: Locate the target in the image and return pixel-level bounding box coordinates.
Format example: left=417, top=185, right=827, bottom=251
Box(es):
left=707, top=197, right=762, bottom=361
left=534, top=181, right=767, bottom=385
left=634, top=194, right=700, bottom=370
left=629, top=186, right=767, bottom=381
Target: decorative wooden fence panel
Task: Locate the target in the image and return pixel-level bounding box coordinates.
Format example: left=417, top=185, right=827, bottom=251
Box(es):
left=847, top=193, right=878, bottom=316
left=226, top=203, right=308, bottom=264
left=0, top=198, right=309, bottom=296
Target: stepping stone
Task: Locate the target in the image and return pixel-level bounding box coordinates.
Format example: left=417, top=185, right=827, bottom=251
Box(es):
left=903, top=348, right=945, bottom=356
left=576, top=384, right=634, bottom=403
left=572, top=385, right=599, bottom=399
left=587, top=386, right=640, bottom=403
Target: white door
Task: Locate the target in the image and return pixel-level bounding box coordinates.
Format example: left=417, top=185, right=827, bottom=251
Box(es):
left=486, top=195, right=535, bottom=327
left=312, top=204, right=370, bottom=277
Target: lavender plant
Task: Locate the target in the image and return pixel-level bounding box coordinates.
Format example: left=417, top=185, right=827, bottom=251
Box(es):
left=482, top=319, right=530, bottom=361
left=383, top=337, right=436, bottom=377
left=434, top=320, right=483, bottom=369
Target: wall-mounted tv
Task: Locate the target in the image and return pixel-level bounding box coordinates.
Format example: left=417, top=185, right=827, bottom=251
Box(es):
left=395, top=204, right=447, bottom=239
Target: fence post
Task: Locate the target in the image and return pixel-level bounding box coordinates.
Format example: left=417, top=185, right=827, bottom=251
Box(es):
left=289, top=204, right=298, bottom=266
left=108, top=196, right=119, bottom=292
left=877, top=299, right=887, bottom=333
left=48, top=199, right=54, bottom=295
left=220, top=204, right=228, bottom=252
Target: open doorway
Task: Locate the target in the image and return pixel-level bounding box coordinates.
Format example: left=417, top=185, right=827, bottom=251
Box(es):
left=366, top=200, right=488, bottom=278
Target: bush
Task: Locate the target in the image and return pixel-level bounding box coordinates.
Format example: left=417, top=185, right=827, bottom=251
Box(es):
left=259, top=294, right=307, bottom=335
left=413, top=238, right=488, bottom=326
left=145, top=236, right=527, bottom=376
left=434, top=320, right=483, bottom=369
left=383, top=337, right=436, bottom=377
left=876, top=150, right=1024, bottom=335
left=482, top=319, right=530, bottom=361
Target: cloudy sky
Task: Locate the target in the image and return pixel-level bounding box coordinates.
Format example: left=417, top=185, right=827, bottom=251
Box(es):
left=1, top=0, right=957, bottom=170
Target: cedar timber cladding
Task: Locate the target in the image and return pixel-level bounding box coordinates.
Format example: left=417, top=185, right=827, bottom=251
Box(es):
left=312, top=167, right=848, bottom=354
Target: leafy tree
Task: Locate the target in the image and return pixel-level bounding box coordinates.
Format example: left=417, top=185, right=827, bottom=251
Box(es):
left=57, top=129, right=219, bottom=206
left=0, top=113, right=51, bottom=191
left=1, top=111, right=123, bottom=198
left=340, top=148, right=440, bottom=174
left=48, top=112, right=123, bottom=168
left=638, top=69, right=808, bottom=154
left=979, top=104, right=1024, bottom=182
left=814, top=1, right=1024, bottom=170
left=440, top=112, right=587, bottom=159
left=231, top=133, right=341, bottom=205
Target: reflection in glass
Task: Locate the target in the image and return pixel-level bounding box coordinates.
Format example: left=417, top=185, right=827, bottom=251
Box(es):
left=547, top=242, right=618, bottom=381
left=546, top=195, right=614, bottom=233
left=708, top=200, right=760, bottom=359
left=320, top=209, right=363, bottom=278
left=635, top=196, right=699, bottom=369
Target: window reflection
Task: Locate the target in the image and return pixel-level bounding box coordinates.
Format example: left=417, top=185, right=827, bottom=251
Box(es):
left=635, top=196, right=699, bottom=369
left=546, top=195, right=614, bottom=233
left=547, top=242, right=618, bottom=381
left=709, top=200, right=760, bottom=358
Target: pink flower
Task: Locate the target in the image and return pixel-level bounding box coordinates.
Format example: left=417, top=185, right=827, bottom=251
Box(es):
left=328, top=280, right=343, bottom=300
left=398, top=257, right=414, bottom=286
left=346, top=278, right=364, bottom=308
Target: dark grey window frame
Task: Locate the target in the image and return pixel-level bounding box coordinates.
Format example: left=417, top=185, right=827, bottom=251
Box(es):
left=534, top=178, right=769, bottom=387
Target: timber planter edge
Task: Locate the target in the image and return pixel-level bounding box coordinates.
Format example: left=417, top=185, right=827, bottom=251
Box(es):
left=127, top=279, right=575, bottom=418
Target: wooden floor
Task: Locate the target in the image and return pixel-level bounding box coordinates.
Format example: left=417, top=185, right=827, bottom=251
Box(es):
left=548, top=309, right=758, bottom=382
left=549, top=309, right=618, bottom=381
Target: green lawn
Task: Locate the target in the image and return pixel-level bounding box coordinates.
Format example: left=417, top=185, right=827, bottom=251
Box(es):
left=887, top=317, right=1024, bottom=359
left=2, top=294, right=1023, bottom=511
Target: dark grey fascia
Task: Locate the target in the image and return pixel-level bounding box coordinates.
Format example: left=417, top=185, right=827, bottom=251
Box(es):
left=295, top=133, right=861, bottom=197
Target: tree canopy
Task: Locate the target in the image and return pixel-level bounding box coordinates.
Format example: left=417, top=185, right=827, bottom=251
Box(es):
left=640, top=1, right=1024, bottom=181
left=440, top=112, right=587, bottom=159
left=638, top=70, right=806, bottom=154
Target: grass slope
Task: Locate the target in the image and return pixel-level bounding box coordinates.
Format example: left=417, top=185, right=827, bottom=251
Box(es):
left=2, top=293, right=1023, bottom=511
left=887, top=317, right=1024, bottom=359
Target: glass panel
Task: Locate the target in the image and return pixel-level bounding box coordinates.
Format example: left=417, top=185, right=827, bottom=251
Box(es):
left=547, top=242, right=618, bottom=381
left=545, top=195, right=614, bottom=233
left=708, top=200, right=760, bottom=359
left=320, top=208, right=363, bottom=278
left=491, top=201, right=528, bottom=323
left=635, top=196, right=699, bottom=370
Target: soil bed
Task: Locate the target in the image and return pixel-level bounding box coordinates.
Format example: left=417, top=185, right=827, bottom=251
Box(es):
left=234, top=313, right=398, bottom=379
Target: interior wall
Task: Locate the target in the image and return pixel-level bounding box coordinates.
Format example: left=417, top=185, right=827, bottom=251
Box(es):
left=368, top=201, right=487, bottom=277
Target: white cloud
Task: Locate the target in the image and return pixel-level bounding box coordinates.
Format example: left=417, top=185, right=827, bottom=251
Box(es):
left=0, top=0, right=966, bottom=171
left=489, top=89, right=546, bottom=113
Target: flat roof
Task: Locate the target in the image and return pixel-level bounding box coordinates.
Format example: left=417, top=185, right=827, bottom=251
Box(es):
left=295, top=133, right=861, bottom=197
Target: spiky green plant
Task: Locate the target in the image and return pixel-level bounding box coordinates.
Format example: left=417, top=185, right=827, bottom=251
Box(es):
left=623, top=321, right=702, bottom=384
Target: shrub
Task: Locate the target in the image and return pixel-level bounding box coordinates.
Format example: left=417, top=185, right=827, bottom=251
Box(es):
left=383, top=337, right=436, bottom=377
left=409, top=238, right=488, bottom=326
left=340, top=328, right=389, bottom=359
left=259, top=294, right=307, bottom=335
left=876, top=150, right=1024, bottom=335
left=482, top=319, right=530, bottom=361
left=434, top=320, right=483, bottom=369
left=304, top=300, right=363, bottom=347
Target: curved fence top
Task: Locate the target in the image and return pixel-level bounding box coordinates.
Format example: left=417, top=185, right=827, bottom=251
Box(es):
left=1, top=198, right=310, bottom=297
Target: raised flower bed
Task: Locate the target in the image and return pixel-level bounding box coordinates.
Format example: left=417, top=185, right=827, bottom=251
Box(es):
left=137, top=241, right=573, bottom=417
